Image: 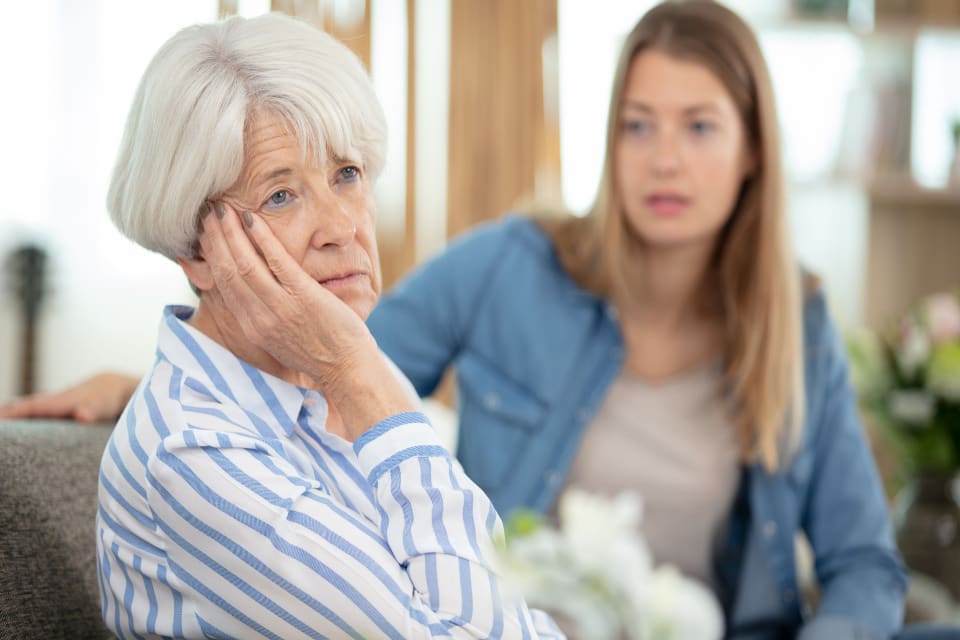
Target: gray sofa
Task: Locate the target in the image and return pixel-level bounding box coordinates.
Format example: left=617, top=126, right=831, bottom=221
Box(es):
left=0, top=419, right=114, bottom=640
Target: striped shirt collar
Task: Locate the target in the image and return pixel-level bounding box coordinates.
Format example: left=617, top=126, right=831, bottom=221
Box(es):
left=156, top=304, right=309, bottom=437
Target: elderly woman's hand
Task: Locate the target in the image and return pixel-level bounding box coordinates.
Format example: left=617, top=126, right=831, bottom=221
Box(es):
left=198, top=203, right=415, bottom=439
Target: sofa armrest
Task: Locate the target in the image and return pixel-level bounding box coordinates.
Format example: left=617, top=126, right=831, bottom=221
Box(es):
left=0, top=419, right=115, bottom=639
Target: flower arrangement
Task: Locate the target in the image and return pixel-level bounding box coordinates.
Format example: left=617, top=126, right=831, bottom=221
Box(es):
left=494, top=490, right=723, bottom=640
left=847, top=291, right=960, bottom=473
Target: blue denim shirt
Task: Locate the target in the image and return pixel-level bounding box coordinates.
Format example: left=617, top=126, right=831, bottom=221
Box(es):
left=368, top=216, right=908, bottom=639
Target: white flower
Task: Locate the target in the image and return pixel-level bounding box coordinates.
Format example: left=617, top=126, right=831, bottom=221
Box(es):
left=887, top=389, right=937, bottom=426
left=897, top=319, right=931, bottom=379
left=925, top=293, right=960, bottom=344
left=558, top=490, right=653, bottom=586
left=499, top=525, right=626, bottom=640
left=496, top=490, right=725, bottom=640
left=557, top=489, right=644, bottom=545
left=624, top=565, right=724, bottom=640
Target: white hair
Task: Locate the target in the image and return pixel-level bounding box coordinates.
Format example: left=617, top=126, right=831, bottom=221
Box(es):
left=107, top=13, right=387, bottom=260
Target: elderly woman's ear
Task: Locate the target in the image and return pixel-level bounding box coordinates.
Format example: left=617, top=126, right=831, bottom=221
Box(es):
left=175, top=205, right=216, bottom=293
left=176, top=254, right=214, bottom=293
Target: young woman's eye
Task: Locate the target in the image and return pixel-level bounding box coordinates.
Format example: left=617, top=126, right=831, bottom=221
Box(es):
left=623, top=120, right=651, bottom=136
left=690, top=120, right=715, bottom=135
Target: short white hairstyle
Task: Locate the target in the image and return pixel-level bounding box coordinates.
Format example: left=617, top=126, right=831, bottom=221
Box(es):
left=108, top=13, right=387, bottom=260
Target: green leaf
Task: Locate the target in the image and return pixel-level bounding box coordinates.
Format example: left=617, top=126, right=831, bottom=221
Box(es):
left=504, top=509, right=544, bottom=540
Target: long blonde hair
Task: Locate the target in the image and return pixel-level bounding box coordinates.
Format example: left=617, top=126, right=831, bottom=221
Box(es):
left=540, top=0, right=804, bottom=471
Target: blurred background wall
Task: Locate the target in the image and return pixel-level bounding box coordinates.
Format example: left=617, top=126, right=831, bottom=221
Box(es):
left=1, top=0, right=959, bottom=401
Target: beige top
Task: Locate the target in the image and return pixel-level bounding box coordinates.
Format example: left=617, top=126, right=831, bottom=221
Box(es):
left=560, top=359, right=741, bottom=589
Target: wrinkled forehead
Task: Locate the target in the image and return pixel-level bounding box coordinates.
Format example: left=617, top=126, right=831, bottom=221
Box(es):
left=244, top=103, right=362, bottom=168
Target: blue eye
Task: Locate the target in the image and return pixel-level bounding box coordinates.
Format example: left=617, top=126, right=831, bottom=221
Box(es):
left=690, top=120, right=715, bottom=135
left=623, top=120, right=651, bottom=136
left=262, top=189, right=297, bottom=211
left=338, top=166, right=361, bottom=183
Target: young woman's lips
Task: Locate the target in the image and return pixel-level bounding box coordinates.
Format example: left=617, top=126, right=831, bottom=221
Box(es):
left=646, top=193, right=690, bottom=216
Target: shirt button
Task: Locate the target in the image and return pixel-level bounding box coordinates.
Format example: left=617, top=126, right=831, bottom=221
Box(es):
left=763, top=520, right=777, bottom=539
left=483, top=392, right=501, bottom=411
left=546, top=472, right=562, bottom=488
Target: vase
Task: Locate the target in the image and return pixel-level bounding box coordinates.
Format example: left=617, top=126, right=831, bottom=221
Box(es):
left=894, top=471, right=960, bottom=600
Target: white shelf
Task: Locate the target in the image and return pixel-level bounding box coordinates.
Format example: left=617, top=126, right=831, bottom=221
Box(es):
left=867, top=174, right=960, bottom=208
left=754, top=15, right=960, bottom=39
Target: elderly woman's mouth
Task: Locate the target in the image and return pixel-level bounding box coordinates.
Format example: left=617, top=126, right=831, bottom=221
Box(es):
left=318, top=271, right=367, bottom=288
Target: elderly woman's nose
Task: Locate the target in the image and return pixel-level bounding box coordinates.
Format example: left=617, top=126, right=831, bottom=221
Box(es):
left=311, top=199, right=358, bottom=248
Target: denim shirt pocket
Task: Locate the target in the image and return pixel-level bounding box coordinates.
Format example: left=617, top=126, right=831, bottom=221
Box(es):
left=455, top=352, right=548, bottom=492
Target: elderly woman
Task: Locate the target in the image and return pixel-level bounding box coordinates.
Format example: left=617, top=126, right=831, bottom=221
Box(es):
left=96, top=13, right=561, bottom=639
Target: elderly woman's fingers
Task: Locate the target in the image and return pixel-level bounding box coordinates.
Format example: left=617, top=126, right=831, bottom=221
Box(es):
left=214, top=202, right=309, bottom=312
left=240, top=210, right=318, bottom=292
left=198, top=202, right=280, bottom=332
left=207, top=203, right=265, bottom=285
left=201, top=204, right=267, bottom=298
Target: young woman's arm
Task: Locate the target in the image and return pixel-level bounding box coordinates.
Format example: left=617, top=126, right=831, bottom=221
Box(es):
left=0, top=372, right=139, bottom=423
left=798, top=298, right=908, bottom=639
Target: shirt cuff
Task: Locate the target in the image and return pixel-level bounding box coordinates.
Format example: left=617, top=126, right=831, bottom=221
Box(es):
left=798, top=616, right=885, bottom=640
left=353, top=411, right=449, bottom=485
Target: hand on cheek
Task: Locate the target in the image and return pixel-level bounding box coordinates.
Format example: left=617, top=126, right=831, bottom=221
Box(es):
left=196, top=202, right=415, bottom=439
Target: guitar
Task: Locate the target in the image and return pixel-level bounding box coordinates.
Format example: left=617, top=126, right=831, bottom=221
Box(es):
left=4, top=244, right=48, bottom=396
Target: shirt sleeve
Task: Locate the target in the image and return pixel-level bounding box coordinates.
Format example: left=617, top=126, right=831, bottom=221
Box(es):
left=143, top=410, right=563, bottom=639
left=797, top=616, right=885, bottom=640
left=799, top=300, right=908, bottom=636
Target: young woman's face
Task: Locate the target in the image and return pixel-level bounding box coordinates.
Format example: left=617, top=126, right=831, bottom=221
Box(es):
left=221, top=111, right=382, bottom=320
left=614, top=49, right=754, bottom=252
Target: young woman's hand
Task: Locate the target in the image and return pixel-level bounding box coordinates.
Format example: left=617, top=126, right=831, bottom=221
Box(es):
left=0, top=373, right=139, bottom=424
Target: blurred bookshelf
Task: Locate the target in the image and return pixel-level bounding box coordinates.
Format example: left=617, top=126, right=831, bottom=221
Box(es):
left=784, top=0, right=960, bottom=30
left=749, top=0, right=960, bottom=330
left=867, top=172, right=960, bottom=209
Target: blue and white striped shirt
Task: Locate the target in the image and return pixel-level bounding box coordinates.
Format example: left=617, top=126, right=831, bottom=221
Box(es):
left=97, top=305, right=562, bottom=639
